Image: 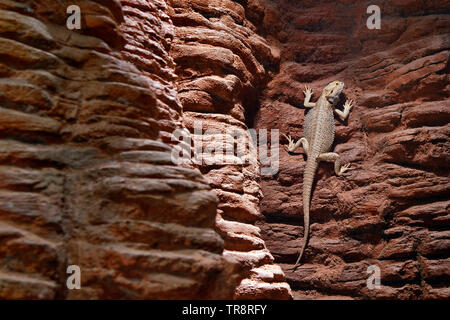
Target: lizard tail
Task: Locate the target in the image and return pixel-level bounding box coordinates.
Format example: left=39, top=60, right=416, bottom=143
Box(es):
left=293, top=156, right=318, bottom=269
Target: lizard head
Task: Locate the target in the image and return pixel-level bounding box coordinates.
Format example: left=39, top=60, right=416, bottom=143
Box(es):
left=324, top=81, right=344, bottom=105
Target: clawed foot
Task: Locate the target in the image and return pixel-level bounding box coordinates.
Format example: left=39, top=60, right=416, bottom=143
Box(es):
left=303, top=85, right=313, bottom=99
left=338, top=163, right=351, bottom=175
left=343, top=99, right=353, bottom=112
left=282, top=133, right=296, bottom=153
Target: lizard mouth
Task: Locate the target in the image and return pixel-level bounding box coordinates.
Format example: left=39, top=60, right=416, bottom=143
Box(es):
left=327, top=90, right=341, bottom=103
left=327, top=96, right=338, bottom=104
left=328, top=84, right=343, bottom=103
left=325, top=81, right=344, bottom=104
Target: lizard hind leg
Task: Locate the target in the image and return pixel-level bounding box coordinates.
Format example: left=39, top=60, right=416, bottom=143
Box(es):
left=297, top=137, right=309, bottom=155
left=283, top=134, right=309, bottom=154
left=318, top=152, right=350, bottom=176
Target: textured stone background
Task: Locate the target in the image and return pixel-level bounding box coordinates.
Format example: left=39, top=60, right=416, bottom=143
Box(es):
left=167, top=0, right=292, bottom=299
left=0, top=0, right=244, bottom=299
left=0, top=0, right=448, bottom=300
left=254, top=0, right=450, bottom=299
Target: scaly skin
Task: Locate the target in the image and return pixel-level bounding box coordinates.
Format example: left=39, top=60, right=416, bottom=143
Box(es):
left=283, top=81, right=353, bottom=269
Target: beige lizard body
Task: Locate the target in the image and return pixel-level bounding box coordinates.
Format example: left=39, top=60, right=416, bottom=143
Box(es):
left=284, top=81, right=353, bottom=269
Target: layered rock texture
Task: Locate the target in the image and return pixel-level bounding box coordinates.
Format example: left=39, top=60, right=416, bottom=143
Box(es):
left=167, top=0, right=292, bottom=299
left=0, top=0, right=244, bottom=299
left=0, top=0, right=448, bottom=300
left=0, top=0, right=293, bottom=300
left=254, top=0, right=450, bottom=299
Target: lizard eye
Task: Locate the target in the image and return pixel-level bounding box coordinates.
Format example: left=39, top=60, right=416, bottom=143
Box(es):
left=335, top=82, right=339, bottom=85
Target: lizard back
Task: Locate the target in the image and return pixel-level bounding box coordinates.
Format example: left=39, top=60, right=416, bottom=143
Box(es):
left=304, top=95, right=335, bottom=155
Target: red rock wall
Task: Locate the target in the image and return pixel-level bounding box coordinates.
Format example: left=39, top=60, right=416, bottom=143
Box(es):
left=255, top=0, right=450, bottom=299
left=167, top=0, right=292, bottom=299
left=1, top=0, right=448, bottom=300
left=0, top=0, right=244, bottom=299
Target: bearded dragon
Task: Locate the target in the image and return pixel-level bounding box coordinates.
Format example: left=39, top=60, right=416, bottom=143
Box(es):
left=283, top=81, right=353, bottom=269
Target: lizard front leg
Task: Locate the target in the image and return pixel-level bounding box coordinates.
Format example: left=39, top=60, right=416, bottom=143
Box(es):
left=283, top=134, right=309, bottom=154
left=318, top=152, right=350, bottom=176
left=334, top=99, right=353, bottom=121
left=303, top=85, right=316, bottom=108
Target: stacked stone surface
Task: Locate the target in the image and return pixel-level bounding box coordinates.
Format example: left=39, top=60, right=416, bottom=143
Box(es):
left=0, top=0, right=448, bottom=300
